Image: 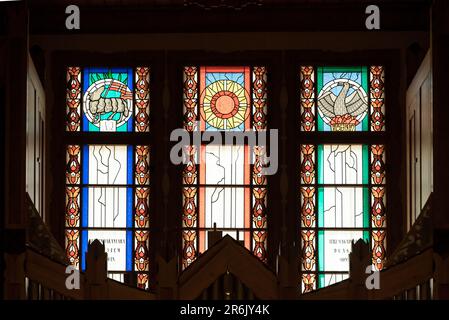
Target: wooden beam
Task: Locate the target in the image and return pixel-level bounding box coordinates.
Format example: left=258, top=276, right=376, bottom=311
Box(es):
left=29, top=2, right=429, bottom=35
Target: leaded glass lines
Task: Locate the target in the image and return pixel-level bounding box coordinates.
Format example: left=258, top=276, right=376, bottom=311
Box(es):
left=66, top=67, right=81, bottom=132
left=181, top=65, right=268, bottom=269
left=370, top=66, right=385, bottom=132
left=371, top=145, right=386, bottom=270
left=135, top=67, right=150, bottom=132
left=299, top=64, right=387, bottom=292
left=64, top=66, right=150, bottom=290
left=252, top=67, right=267, bottom=130
left=184, top=67, right=199, bottom=132
left=300, top=144, right=317, bottom=292
left=252, top=146, right=267, bottom=262
left=300, top=66, right=316, bottom=132
left=182, top=67, right=199, bottom=269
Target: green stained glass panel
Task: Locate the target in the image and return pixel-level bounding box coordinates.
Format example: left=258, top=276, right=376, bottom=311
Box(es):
left=317, top=66, right=369, bottom=132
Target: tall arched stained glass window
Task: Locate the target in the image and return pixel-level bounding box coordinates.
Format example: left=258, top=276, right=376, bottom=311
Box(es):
left=65, top=67, right=150, bottom=289
left=299, top=66, right=386, bottom=292
left=182, top=66, right=268, bottom=269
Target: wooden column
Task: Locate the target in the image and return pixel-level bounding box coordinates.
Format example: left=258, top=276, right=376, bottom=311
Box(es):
left=434, top=253, right=449, bottom=299
left=278, top=254, right=299, bottom=299
left=431, top=2, right=449, bottom=301
left=349, top=239, right=371, bottom=300
left=4, top=253, right=26, bottom=300
left=3, top=1, right=29, bottom=300
left=432, top=2, right=449, bottom=229
left=85, top=240, right=108, bottom=299
left=156, top=255, right=177, bottom=299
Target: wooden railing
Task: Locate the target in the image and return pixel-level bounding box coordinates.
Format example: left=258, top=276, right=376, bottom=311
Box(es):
left=301, top=245, right=436, bottom=300
left=25, top=248, right=84, bottom=300
left=301, top=195, right=446, bottom=300
left=7, top=193, right=447, bottom=300
left=3, top=195, right=156, bottom=300
left=177, top=235, right=279, bottom=300
left=376, top=248, right=434, bottom=300
left=19, top=243, right=156, bottom=300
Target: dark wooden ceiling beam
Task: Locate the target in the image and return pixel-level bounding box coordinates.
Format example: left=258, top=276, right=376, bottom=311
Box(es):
left=28, top=1, right=430, bottom=34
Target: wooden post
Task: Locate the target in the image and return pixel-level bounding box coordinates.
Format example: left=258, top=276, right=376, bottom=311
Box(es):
left=208, top=223, right=223, bottom=248
left=349, top=239, right=371, bottom=299
left=278, top=243, right=298, bottom=299
left=156, top=255, right=177, bottom=299
left=433, top=217, right=449, bottom=300
left=85, top=240, right=108, bottom=299
left=3, top=1, right=28, bottom=300
left=434, top=252, right=449, bottom=300
left=432, top=1, right=449, bottom=227
left=3, top=253, right=26, bottom=300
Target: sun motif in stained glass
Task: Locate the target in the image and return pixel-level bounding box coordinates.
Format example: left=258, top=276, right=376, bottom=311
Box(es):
left=200, top=79, right=249, bottom=130
left=317, top=79, right=368, bottom=131
left=83, top=79, right=133, bottom=131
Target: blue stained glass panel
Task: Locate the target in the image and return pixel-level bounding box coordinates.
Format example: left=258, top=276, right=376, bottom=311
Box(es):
left=80, top=145, right=134, bottom=272
left=82, top=68, right=134, bottom=132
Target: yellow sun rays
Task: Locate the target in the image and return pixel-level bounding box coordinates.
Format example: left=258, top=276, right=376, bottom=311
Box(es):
left=201, top=80, right=248, bottom=130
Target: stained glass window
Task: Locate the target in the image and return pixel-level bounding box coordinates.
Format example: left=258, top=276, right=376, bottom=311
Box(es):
left=65, top=67, right=150, bottom=290
left=182, top=66, right=268, bottom=269
left=300, top=66, right=385, bottom=132
left=300, top=66, right=386, bottom=293
left=66, top=67, right=150, bottom=132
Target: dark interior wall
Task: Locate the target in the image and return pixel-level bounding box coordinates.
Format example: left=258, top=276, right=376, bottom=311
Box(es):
left=1, top=6, right=7, bottom=301
left=29, top=29, right=429, bottom=280
left=0, top=41, right=5, bottom=302
left=32, top=31, right=428, bottom=52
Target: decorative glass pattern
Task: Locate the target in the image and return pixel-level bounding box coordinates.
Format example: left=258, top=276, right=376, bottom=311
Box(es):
left=135, top=67, right=150, bottom=132
left=183, top=66, right=198, bottom=132
left=370, top=66, right=385, bottom=132
left=317, top=67, right=369, bottom=132
left=66, top=67, right=150, bottom=133
left=199, top=67, right=251, bottom=131
left=300, top=144, right=317, bottom=292
left=252, top=67, right=267, bottom=130
left=182, top=66, right=199, bottom=269
left=300, top=65, right=385, bottom=132
left=300, top=143, right=386, bottom=291
left=182, top=66, right=268, bottom=269
left=65, top=66, right=150, bottom=289
left=66, top=67, right=81, bottom=132
left=300, top=67, right=315, bottom=132
left=299, top=65, right=386, bottom=292
left=82, top=68, right=133, bottom=132
left=371, top=145, right=386, bottom=271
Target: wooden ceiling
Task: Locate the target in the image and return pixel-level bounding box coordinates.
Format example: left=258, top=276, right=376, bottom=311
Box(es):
left=26, top=0, right=430, bottom=34
left=29, top=0, right=429, bottom=6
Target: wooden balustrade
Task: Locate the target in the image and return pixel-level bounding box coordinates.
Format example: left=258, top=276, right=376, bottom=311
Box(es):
left=24, top=248, right=84, bottom=300
left=3, top=194, right=153, bottom=300
left=6, top=192, right=446, bottom=300
left=301, top=246, right=437, bottom=300
left=301, top=193, right=444, bottom=300
left=6, top=244, right=157, bottom=300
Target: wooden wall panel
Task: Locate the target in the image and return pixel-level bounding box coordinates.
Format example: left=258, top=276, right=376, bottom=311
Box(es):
left=406, top=50, right=433, bottom=230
